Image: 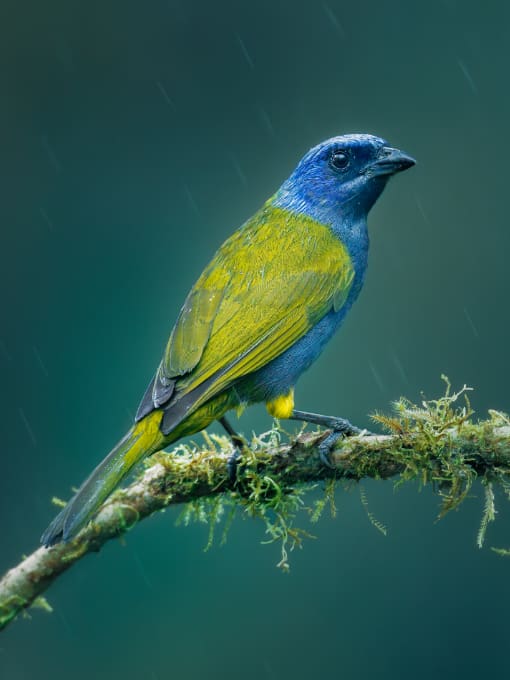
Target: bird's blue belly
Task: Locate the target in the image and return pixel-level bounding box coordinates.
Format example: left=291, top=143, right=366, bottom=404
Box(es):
left=235, top=292, right=358, bottom=404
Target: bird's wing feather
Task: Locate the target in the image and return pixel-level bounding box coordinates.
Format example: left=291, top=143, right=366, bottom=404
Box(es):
left=163, top=284, right=227, bottom=377
left=192, top=270, right=338, bottom=396
left=149, top=206, right=354, bottom=416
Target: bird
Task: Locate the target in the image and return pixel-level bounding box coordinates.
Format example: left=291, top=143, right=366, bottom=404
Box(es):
left=41, top=133, right=415, bottom=547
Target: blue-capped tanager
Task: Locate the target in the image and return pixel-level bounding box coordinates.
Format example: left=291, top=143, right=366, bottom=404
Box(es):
left=41, top=133, right=415, bottom=546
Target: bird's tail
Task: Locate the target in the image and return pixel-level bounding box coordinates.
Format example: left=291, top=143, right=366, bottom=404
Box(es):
left=40, top=411, right=165, bottom=547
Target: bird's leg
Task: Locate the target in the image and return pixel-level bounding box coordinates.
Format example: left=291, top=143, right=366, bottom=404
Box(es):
left=219, top=416, right=245, bottom=482
left=289, top=409, right=370, bottom=468
left=219, top=415, right=244, bottom=447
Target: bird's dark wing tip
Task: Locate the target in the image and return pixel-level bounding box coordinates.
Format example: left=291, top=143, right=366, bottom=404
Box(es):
left=136, top=374, right=176, bottom=422
left=40, top=509, right=66, bottom=547
left=135, top=376, right=157, bottom=422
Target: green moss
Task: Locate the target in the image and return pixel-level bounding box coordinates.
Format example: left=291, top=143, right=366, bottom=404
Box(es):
left=0, top=595, right=27, bottom=629
left=31, top=596, right=53, bottom=614
left=9, top=381, right=509, bottom=635
left=310, top=478, right=337, bottom=524
left=359, top=485, right=387, bottom=536
left=170, top=426, right=319, bottom=571
left=136, top=378, right=510, bottom=568
left=477, top=481, right=496, bottom=549
left=372, top=376, right=478, bottom=516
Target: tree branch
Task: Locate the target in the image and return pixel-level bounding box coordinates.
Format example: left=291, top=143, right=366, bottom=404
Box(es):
left=2, top=391, right=510, bottom=632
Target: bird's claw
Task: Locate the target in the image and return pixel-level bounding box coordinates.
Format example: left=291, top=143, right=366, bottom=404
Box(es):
left=318, top=432, right=342, bottom=468
left=317, top=418, right=372, bottom=468
left=227, top=447, right=242, bottom=484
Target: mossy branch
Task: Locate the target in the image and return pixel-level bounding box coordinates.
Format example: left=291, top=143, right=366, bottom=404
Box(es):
left=2, top=380, right=510, bottom=632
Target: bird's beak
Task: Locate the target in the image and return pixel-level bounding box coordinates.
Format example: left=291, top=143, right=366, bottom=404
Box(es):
left=368, top=147, right=416, bottom=177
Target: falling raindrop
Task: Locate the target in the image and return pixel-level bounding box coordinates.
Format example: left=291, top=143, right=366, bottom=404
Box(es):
left=457, top=58, right=478, bottom=95
left=230, top=154, right=247, bottom=185
left=258, top=105, right=276, bottom=137
left=368, top=361, right=385, bottom=394
left=155, top=81, right=177, bottom=110
left=33, top=345, right=49, bottom=377
left=323, top=3, right=346, bottom=38
left=235, top=33, right=255, bottom=70
left=19, top=407, right=37, bottom=446
left=39, top=207, right=55, bottom=231
left=132, top=549, right=154, bottom=590
left=56, top=607, right=75, bottom=639
left=390, top=348, right=409, bottom=384
left=463, top=307, right=479, bottom=338
left=414, top=194, right=431, bottom=226
left=41, top=135, right=62, bottom=173
left=183, top=183, right=200, bottom=216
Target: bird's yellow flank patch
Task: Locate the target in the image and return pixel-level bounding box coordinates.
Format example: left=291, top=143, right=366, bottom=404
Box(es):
left=266, top=389, right=295, bottom=419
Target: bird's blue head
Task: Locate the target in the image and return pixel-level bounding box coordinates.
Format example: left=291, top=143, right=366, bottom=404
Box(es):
left=274, top=133, right=415, bottom=231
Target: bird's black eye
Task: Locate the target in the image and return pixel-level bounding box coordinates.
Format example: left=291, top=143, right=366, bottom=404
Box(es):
left=330, top=150, right=350, bottom=171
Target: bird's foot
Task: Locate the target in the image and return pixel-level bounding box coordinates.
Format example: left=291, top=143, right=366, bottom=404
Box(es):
left=317, top=430, right=348, bottom=468
left=226, top=447, right=243, bottom=483
left=290, top=410, right=371, bottom=468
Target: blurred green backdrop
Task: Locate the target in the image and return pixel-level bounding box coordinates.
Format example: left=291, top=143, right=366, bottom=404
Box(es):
left=2, top=1, right=510, bottom=678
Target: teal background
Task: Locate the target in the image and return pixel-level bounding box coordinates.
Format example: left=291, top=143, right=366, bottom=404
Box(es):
left=2, top=1, right=510, bottom=677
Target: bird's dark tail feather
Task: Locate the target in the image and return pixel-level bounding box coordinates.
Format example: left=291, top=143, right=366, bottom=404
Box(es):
left=41, top=411, right=165, bottom=547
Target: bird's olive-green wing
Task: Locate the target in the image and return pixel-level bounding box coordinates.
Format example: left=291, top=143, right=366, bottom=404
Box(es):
left=154, top=206, right=355, bottom=414
left=163, top=285, right=226, bottom=377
